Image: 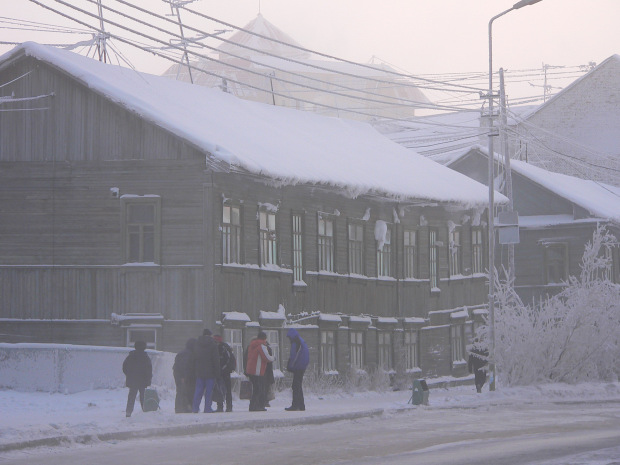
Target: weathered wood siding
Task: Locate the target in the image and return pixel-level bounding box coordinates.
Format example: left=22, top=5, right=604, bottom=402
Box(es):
left=212, top=173, right=488, bottom=321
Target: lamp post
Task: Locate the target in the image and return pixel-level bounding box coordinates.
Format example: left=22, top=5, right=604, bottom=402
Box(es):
left=487, top=0, right=543, bottom=391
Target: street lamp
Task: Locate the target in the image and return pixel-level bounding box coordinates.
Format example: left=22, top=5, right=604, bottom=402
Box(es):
left=487, top=0, right=543, bottom=391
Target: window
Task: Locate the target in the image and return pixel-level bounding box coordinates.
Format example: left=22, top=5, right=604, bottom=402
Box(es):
left=451, top=325, right=464, bottom=363
left=223, top=328, right=243, bottom=374
left=350, top=331, right=364, bottom=370
left=259, top=210, right=277, bottom=266
left=222, top=204, right=241, bottom=263
left=429, top=229, right=438, bottom=289
left=404, top=330, right=419, bottom=371
left=544, top=243, right=568, bottom=284
left=321, top=330, right=336, bottom=373
left=318, top=215, right=334, bottom=272
left=348, top=223, right=364, bottom=275
left=122, top=197, right=160, bottom=264
left=472, top=227, right=484, bottom=274
left=263, top=329, right=280, bottom=371
left=292, top=214, right=304, bottom=282
left=377, top=226, right=392, bottom=277
left=377, top=332, right=392, bottom=371
left=449, top=227, right=462, bottom=276
left=126, top=326, right=157, bottom=350
left=604, top=245, right=620, bottom=284
left=404, top=229, right=417, bottom=279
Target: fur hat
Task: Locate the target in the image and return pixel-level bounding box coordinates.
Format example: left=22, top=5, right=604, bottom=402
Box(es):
left=134, top=341, right=147, bottom=351
left=203, top=328, right=212, bottom=336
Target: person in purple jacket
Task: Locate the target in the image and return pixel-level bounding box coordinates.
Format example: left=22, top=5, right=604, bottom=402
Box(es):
left=284, top=328, right=309, bottom=411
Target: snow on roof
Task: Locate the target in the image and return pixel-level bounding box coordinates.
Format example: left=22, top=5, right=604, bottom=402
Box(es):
left=509, top=157, right=620, bottom=223
left=5, top=42, right=492, bottom=207
left=222, top=312, right=251, bottom=322
left=318, top=313, right=342, bottom=322
left=440, top=145, right=620, bottom=223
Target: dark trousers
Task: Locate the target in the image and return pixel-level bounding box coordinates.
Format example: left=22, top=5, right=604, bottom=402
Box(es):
left=216, top=371, right=233, bottom=411
left=249, top=375, right=266, bottom=411
left=192, top=377, right=215, bottom=413
left=291, top=369, right=305, bottom=409
left=474, top=369, right=487, bottom=392
left=174, top=374, right=193, bottom=413
left=126, top=386, right=145, bottom=415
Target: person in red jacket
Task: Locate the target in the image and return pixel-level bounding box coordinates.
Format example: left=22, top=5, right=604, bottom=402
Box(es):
left=245, top=331, right=275, bottom=411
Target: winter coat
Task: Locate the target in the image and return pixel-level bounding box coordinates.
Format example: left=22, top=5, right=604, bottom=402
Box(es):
left=173, top=338, right=196, bottom=381
left=246, top=338, right=275, bottom=377
left=123, top=348, right=152, bottom=389
left=217, top=342, right=236, bottom=374
left=194, top=334, right=222, bottom=380
left=286, top=328, right=309, bottom=372
left=468, top=346, right=489, bottom=373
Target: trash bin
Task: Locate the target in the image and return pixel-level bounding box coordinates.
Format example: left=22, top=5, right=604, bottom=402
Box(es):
left=409, top=379, right=429, bottom=406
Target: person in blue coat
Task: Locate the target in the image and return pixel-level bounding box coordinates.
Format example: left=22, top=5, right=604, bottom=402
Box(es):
left=285, top=328, right=309, bottom=411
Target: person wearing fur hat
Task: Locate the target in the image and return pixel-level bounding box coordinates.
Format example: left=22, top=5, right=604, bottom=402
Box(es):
left=245, top=331, right=275, bottom=411
left=122, top=340, right=152, bottom=417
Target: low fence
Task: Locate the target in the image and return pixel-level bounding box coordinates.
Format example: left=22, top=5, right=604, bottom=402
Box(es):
left=0, top=343, right=175, bottom=393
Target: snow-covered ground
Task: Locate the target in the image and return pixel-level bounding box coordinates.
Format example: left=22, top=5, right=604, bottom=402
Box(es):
left=2, top=380, right=620, bottom=463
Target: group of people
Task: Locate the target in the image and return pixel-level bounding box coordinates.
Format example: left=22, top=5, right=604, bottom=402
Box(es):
left=172, top=327, right=310, bottom=414
left=172, top=328, right=237, bottom=413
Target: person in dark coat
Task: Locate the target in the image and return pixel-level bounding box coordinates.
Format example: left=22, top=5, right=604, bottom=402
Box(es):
left=173, top=338, right=196, bottom=413
left=285, top=328, right=309, bottom=411
left=213, top=334, right=235, bottom=412
left=192, top=329, right=221, bottom=413
left=468, top=339, right=489, bottom=393
left=122, top=340, right=152, bottom=417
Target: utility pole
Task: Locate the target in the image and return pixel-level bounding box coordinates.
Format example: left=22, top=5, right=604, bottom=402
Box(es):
left=499, top=68, right=515, bottom=281
left=166, top=0, right=196, bottom=83
left=95, top=0, right=110, bottom=63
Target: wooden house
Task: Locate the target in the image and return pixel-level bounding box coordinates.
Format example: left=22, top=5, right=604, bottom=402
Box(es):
left=0, top=43, right=498, bottom=380
left=437, top=146, right=620, bottom=304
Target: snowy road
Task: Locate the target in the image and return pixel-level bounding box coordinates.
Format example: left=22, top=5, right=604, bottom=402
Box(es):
left=3, top=399, right=620, bottom=465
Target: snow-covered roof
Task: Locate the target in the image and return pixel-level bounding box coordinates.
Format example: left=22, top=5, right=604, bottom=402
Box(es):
left=2, top=42, right=495, bottom=207
left=440, top=146, right=620, bottom=223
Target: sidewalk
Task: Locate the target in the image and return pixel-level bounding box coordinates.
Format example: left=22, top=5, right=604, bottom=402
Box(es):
left=0, top=376, right=473, bottom=452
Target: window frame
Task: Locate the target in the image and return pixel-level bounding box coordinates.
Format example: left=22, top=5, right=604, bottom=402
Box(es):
left=259, top=209, right=278, bottom=266
left=292, top=213, right=304, bottom=283
left=429, top=228, right=439, bottom=289
left=126, top=326, right=157, bottom=350
left=449, top=226, right=462, bottom=276
left=320, top=330, right=336, bottom=373
left=318, top=213, right=335, bottom=272
left=543, top=242, right=568, bottom=284
left=377, top=224, right=392, bottom=277
left=377, top=331, right=393, bottom=371
left=348, top=221, right=364, bottom=275
left=450, top=325, right=464, bottom=364
left=350, top=330, right=364, bottom=370
left=404, top=330, right=419, bottom=371
left=121, top=196, right=161, bottom=264
left=403, top=229, right=417, bottom=279
left=222, top=203, right=242, bottom=264
left=471, top=226, right=484, bottom=274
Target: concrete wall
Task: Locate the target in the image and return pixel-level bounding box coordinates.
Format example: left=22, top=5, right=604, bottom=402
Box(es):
left=0, top=343, right=175, bottom=393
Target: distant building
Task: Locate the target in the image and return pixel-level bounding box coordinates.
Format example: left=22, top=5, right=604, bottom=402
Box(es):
left=163, top=14, right=430, bottom=121
left=437, top=146, right=620, bottom=304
